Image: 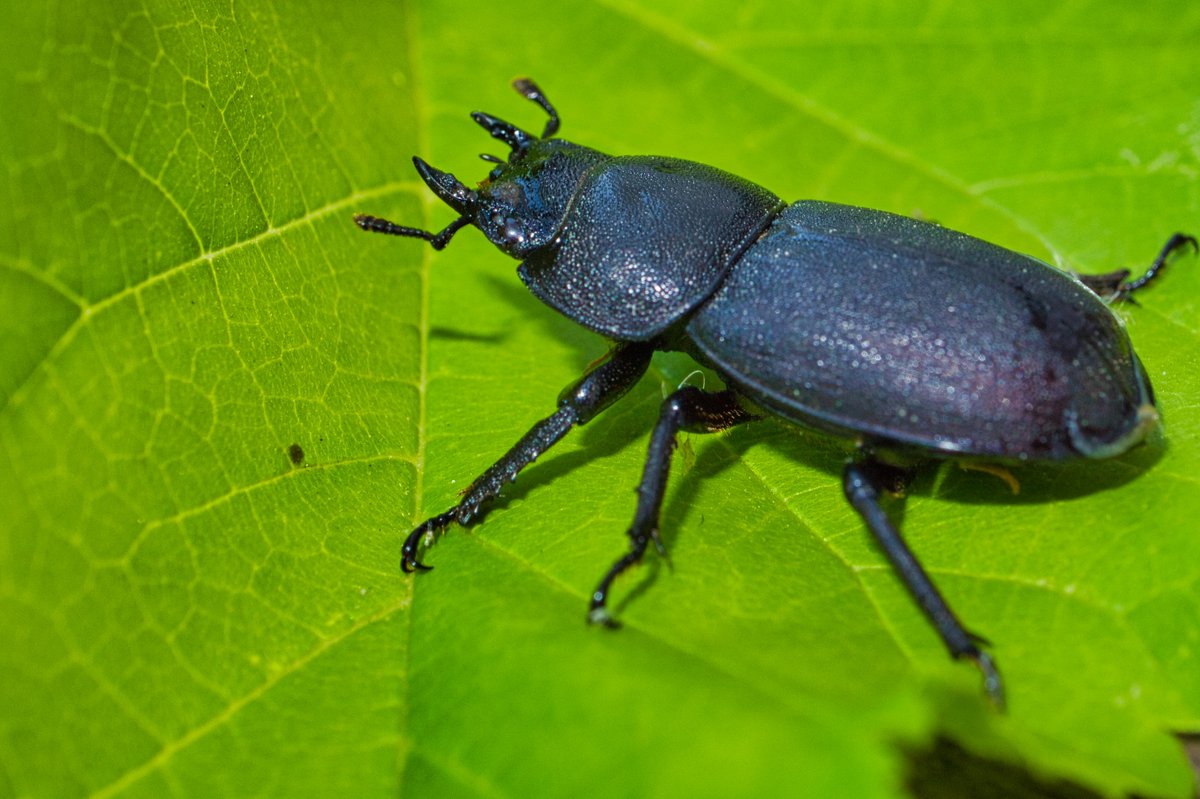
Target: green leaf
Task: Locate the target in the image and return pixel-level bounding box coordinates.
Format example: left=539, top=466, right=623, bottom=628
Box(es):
left=2, top=1, right=1198, bottom=797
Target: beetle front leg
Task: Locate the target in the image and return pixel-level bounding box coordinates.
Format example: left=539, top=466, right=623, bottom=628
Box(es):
left=588, top=387, right=757, bottom=626
left=843, top=458, right=1005, bottom=708
left=402, top=341, right=653, bottom=571
left=354, top=213, right=471, bottom=251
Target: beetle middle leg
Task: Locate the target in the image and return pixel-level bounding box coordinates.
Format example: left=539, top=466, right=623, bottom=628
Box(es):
left=588, top=387, right=756, bottom=626
left=401, top=341, right=654, bottom=571
left=843, top=458, right=1005, bottom=709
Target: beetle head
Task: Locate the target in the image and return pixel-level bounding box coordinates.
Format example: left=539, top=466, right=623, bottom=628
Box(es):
left=356, top=80, right=608, bottom=257
left=445, top=79, right=609, bottom=258
left=468, top=134, right=609, bottom=258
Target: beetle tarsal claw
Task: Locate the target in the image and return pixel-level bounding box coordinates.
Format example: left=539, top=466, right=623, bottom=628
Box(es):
left=401, top=543, right=432, bottom=572
left=964, top=649, right=1006, bottom=711
left=649, top=528, right=668, bottom=559
left=587, top=603, right=620, bottom=628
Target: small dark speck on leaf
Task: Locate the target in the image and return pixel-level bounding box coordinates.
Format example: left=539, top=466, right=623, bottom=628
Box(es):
left=288, top=443, right=305, bottom=465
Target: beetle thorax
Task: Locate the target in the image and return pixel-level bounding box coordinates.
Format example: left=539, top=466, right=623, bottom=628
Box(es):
left=517, top=157, right=784, bottom=340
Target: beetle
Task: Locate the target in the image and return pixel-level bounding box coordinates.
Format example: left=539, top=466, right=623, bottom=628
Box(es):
left=356, top=79, right=1196, bottom=706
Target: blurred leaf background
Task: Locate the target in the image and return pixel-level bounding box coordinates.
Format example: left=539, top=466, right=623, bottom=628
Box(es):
left=2, top=1, right=1199, bottom=797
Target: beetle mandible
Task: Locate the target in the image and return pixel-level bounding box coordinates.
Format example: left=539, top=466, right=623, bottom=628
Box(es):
left=356, top=79, right=1196, bottom=707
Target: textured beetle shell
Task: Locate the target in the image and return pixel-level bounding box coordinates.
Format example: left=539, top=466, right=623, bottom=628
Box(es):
left=519, top=156, right=782, bottom=340
left=687, top=201, right=1154, bottom=460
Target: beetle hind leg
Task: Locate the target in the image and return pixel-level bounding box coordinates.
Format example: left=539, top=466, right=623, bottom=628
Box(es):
left=843, top=458, right=1005, bottom=709
left=588, top=387, right=756, bottom=626
left=1077, top=232, right=1198, bottom=300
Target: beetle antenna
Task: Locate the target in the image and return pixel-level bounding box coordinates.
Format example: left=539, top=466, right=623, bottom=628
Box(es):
left=512, top=78, right=559, bottom=139
left=471, top=111, right=535, bottom=153
left=354, top=214, right=470, bottom=251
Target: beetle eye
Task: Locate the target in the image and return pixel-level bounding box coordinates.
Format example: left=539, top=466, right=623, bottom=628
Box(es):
left=503, top=219, right=526, bottom=245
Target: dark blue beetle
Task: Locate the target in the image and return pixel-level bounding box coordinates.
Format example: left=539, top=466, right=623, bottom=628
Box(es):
left=356, top=80, right=1195, bottom=706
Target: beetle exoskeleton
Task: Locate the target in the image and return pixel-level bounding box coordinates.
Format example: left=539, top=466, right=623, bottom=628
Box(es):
left=356, top=79, right=1196, bottom=708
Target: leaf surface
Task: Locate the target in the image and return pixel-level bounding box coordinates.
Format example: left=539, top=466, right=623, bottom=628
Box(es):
left=2, top=2, right=1198, bottom=797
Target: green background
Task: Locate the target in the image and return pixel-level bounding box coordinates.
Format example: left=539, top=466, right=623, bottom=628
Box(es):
left=2, top=1, right=1199, bottom=797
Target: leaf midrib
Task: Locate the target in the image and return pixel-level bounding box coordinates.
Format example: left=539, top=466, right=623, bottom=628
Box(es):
left=1, top=180, right=420, bottom=417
